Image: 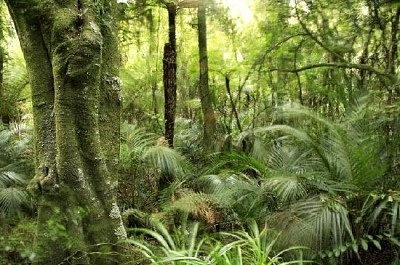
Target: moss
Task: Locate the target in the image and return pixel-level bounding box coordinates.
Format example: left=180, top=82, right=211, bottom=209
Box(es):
left=51, top=8, right=77, bottom=35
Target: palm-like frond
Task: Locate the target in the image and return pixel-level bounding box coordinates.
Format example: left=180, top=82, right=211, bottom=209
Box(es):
left=258, top=102, right=387, bottom=191
left=0, top=187, right=30, bottom=217
left=120, top=123, right=157, bottom=170
left=202, top=152, right=266, bottom=177
left=0, top=170, right=26, bottom=188
left=0, top=126, right=33, bottom=217
left=198, top=173, right=277, bottom=221
left=264, top=175, right=310, bottom=203
left=1, top=54, right=29, bottom=120
left=143, top=146, right=191, bottom=179
left=359, top=192, right=400, bottom=236
left=271, top=195, right=354, bottom=253
left=119, top=124, right=194, bottom=211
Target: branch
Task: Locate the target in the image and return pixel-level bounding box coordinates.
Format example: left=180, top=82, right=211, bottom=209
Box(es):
left=269, top=62, right=394, bottom=79
left=238, top=33, right=308, bottom=91
left=294, top=0, right=347, bottom=63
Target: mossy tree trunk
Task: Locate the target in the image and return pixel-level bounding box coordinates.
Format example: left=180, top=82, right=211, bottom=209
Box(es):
left=197, top=4, right=216, bottom=151
left=6, top=1, right=128, bottom=264
left=0, top=4, right=4, bottom=125
left=0, top=45, right=3, bottom=124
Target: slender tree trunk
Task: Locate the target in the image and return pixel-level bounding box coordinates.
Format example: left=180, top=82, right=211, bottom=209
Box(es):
left=197, top=4, right=216, bottom=151
left=6, top=1, right=128, bottom=264
left=0, top=45, right=3, bottom=124
left=163, top=3, right=177, bottom=148
left=148, top=9, right=159, bottom=117
left=225, top=74, right=242, bottom=132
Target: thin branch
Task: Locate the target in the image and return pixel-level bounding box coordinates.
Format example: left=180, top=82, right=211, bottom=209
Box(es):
left=269, top=62, right=393, bottom=79
left=294, top=0, right=347, bottom=63
left=238, top=33, right=308, bottom=91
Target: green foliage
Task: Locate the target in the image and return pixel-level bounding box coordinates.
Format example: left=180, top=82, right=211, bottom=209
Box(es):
left=194, top=100, right=399, bottom=263
left=0, top=50, right=30, bottom=123
left=119, top=123, right=193, bottom=211
left=0, top=124, right=33, bottom=218
left=0, top=218, right=36, bottom=264
left=128, top=219, right=311, bottom=264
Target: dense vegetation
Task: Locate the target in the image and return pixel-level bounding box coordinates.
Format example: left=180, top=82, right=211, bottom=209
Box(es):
left=1, top=0, right=400, bottom=264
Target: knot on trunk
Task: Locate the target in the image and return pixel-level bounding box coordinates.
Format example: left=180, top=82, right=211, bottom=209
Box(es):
left=27, top=166, right=59, bottom=195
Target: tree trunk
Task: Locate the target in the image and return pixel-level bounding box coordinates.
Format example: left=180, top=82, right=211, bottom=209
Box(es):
left=6, top=1, right=128, bottom=264
left=197, top=5, right=216, bottom=151
left=163, top=3, right=177, bottom=148
left=0, top=45, right=3, bottom=124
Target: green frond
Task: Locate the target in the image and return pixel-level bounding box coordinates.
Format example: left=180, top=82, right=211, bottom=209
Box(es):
left=120, top=123, right=157, bottom=169
left=267, top=146, right=313, bottom=174
left=202, top=152, right=266, bottom=177
left=0, top=187, right=30, bottom=217
left=168, top=190, right=222, bottom=225
left=273, top=195, right=354, bottom=252
left=143, top=146, right=191, bottom=179
left=0, top=170, right=26, bottom=188
left=258, top=103, right=388, bottom=191
left=128, top=220, right=210, bottom=264
left=360, top=192, right=400, bottom=236
left=198, top=173, right=277, bottom=221
left=158, top=180, right=186, bottom=209
left=216, top=220, right=312, bottom=265
left=264, top=175, right=310, bottom=203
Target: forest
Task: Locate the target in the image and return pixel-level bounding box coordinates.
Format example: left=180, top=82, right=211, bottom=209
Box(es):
left=0, top=0, right=400, bottom=264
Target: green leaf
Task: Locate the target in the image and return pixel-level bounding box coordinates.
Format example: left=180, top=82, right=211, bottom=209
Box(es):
left=360, top=239, right=368, bottom=251
left=371, top=239, right=381, bottom=250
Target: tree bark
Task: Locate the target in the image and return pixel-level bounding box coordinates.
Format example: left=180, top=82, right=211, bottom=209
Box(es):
left=163, top=3, right=177, bottom=148
left=197, top=4, right=216, bottom=151
left=0, top=45, right=3, bottom=124
left=6, top=1, right=128, bottom=264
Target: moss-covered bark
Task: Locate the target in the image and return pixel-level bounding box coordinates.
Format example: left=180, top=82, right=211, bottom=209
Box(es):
left=5, top=1, right=128, bottom=264
left=197, top=4, right=216, bottom=151
left=0, top=45, right=4, bottom=124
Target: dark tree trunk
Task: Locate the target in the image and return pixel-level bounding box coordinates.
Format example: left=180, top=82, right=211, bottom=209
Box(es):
left=198, top=4, right=216, bottom=151
left=163, top=4, right=177, bottom=148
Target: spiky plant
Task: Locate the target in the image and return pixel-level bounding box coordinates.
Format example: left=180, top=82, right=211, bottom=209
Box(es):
left=128, top=219, right=211, bottom=264
left=128, top=219, right=311, bottom=265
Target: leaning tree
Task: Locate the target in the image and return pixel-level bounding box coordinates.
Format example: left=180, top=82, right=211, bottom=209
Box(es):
left=5, top=0, right=128, bottom=264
